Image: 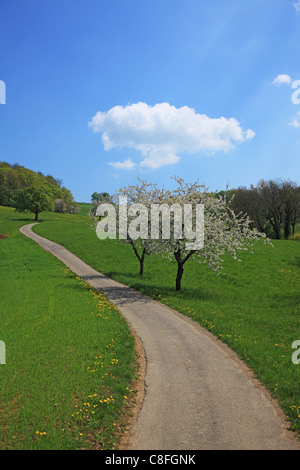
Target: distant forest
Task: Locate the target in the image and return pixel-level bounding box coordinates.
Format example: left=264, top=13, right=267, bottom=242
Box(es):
left=219, top=179, right=300, bottom=240
left=0, top=161, right=79, bottom=214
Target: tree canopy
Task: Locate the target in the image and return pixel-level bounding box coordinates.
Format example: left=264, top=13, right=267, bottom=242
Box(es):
left=0, top=161, right=79, bottom=214
left=14, top=185, right=54, bottom=220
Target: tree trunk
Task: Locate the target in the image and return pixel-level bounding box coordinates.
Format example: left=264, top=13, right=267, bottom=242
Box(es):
left=291, top=221, right=296, bottom=235
left=139, top=255, right=144, bottom=276
left=175, top=262, right=184, bottom=291
left=274, top=222, right=281, bottom=239
left=129, top=240, right=146, bottom=276
left=174, top=248, right=195, bottom=291
left=269, top=215, right=281, bottom=239
left=284, top=216, right=291, bottom=239
left=35, top=211, right=39, bottom=221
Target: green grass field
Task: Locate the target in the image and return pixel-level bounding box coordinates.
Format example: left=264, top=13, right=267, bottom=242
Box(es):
left=1, top=202, right=300, bottom=446
left=0, top=206, right=138, bottom=450
left=29, top=203, right=300, bottom=439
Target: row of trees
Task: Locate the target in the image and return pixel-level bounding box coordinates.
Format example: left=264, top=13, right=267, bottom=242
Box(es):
left=91, top=191, right=111, bottom=203
left=0, top=161, right=79, bottom=219
left=228, top=179, right=300, bottom=239
left=89, top=177, right=269, bottom=291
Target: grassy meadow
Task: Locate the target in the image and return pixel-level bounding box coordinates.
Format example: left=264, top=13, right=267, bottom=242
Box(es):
left=1, top=202, right=299, bottom=447
left=30, top=203, right=300, bottom=438
left=0, top=205, right=138, bottom=450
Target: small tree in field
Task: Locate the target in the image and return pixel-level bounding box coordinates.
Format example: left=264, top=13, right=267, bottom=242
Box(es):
left=113, top=179, right=169, bottom=276
left=89, top=179, right=168, bottom=276
left=14, top=184, right=54, bottom=221
left=160, top=177, right=271, bottom=290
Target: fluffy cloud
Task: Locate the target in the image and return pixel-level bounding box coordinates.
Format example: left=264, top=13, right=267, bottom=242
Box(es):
left=108, top=158, right=136, bottom=170
left=272, top=74, right=292, bottom=85
left=89, top=102, right=255, bottom=169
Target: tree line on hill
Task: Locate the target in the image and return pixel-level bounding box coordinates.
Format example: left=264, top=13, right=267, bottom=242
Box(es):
left=0, top=161, right=79, bottom=220
left=220, top=179, right=300, bottom=240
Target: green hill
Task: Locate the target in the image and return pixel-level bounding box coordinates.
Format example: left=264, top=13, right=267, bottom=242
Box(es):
left=0, top=161, right=79, bottom=214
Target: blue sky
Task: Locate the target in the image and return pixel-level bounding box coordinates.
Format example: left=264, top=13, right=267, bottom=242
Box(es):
left=0, top=0, right=300, bottom=202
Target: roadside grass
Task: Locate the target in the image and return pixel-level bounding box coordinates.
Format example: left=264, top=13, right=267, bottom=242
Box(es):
left=31, top=206, right=300, bottom=439
left=0, top=206, right=137, bottom=450
left=77, top=202, right=92, bottom=217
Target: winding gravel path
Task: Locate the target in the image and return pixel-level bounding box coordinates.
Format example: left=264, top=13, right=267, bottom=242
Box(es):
left=20, top=223, right=299, bottom=450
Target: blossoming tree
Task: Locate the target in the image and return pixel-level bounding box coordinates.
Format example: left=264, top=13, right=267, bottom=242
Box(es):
left=89, top=179, right=169, bottom=276
left=158, top=177, right=270, bottom=290
left=90, top=177, right=270, bottom=290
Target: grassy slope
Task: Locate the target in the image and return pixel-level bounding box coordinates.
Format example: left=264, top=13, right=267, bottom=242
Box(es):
left=0, top=206, right=137, bottom=450
left=32, top=205, right=300, bottom=438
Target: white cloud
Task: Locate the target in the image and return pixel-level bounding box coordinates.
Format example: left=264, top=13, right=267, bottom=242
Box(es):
left=89, top=102, right=255, bottom=170
left=108, top=158, right=136, bottom=170
left=289, top=112, right=300, bottom=128
left=294, top=1, right=300, bottom=14
left=290, top=119, right=300, bottom=128
left=272, top=74, right=292, bottom=85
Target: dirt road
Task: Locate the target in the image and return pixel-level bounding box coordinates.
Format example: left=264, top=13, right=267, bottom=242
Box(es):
left=20, top=223, right=300, bottom=450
